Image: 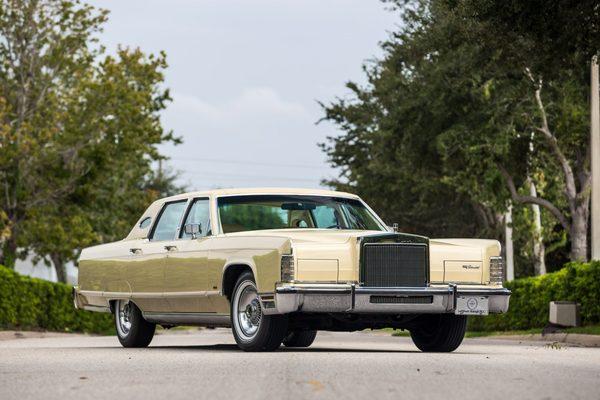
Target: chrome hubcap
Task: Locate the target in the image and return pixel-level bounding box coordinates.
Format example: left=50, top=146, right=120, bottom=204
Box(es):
left=117, top=300, right=132, bottom=336
left=245, top=299, right=262, bottom=325
left=234, top=281, right=261, bottom=340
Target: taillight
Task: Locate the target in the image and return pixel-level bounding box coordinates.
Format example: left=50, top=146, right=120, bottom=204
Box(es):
left=281, top=253, right=295, bottom=282
left=489, top=256, right=504, bottom=284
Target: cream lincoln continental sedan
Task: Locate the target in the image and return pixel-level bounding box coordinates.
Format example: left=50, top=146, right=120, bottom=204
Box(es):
left=73, top=188, right=510, bottom=352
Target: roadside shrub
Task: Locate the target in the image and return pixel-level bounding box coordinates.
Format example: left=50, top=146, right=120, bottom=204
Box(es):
left=0, top=265, right=113, bottom=334
left=468, top=261, right=600, bottom=331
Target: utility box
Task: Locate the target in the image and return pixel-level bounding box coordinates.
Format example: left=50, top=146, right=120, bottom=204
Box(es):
left=549, top=301, right=581, bottom=327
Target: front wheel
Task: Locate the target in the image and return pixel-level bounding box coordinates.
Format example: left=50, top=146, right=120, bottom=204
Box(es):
left=410, top=314, right=467, bottom=352
left=114, top=300, right=156, bottom=348
left=231, top=272, right=288, bottom=351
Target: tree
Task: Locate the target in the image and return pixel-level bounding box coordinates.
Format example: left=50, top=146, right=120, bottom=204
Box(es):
left=0, top=0, right=181, bottom=281
left=320, top=0, right=598, bottom=272
left=320, top=0, right=510, bottom=240
left=447, top=0, right=599, bottom=262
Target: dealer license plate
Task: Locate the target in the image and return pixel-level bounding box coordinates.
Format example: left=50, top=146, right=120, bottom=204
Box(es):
left=455, top=296, right=489, bottom=315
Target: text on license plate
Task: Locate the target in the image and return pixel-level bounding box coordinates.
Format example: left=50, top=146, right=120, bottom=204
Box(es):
left=455, top=296, right=489, bottom=315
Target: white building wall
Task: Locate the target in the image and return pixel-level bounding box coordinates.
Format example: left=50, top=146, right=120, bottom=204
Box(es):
left=14, top=253, right=78, bottom=285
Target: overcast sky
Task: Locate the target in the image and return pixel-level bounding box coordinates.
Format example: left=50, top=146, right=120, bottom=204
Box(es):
left=88, top=0, right=398, bottom=190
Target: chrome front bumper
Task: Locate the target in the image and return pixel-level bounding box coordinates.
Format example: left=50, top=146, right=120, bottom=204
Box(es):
left=261, top=284, right=511, bottom=315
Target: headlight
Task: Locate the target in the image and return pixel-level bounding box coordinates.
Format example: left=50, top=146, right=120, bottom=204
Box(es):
left=281, top=253, right=295, bottom=282
left=489, top=256, right=504, bottom=284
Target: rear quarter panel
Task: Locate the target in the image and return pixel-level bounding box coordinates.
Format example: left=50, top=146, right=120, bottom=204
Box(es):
left=77, top=240, right=134, bottom=307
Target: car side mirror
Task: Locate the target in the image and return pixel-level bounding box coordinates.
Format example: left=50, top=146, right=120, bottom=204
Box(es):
left=184, top=223, right=202, bottom=239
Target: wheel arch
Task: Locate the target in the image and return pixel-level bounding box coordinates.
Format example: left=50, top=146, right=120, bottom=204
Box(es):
left=108, top=298, right=142, bottom=315
left=222, top=263, right=255, bottom=300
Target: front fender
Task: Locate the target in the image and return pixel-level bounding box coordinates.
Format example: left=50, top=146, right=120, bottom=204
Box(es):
left=211, top=236, right=292, bottom=293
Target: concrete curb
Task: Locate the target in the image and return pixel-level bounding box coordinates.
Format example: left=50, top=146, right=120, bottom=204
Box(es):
left=480, top=333, right=600, bottom=347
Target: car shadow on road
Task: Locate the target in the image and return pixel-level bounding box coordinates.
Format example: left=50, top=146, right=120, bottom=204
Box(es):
left=46, top=345, right=480, bottom=355
left=147, top=344, right=421, bottom=353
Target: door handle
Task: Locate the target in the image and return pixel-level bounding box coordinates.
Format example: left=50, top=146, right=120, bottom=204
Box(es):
left=164, top=245, right=178, bottom=252
left=129, top=248, right=142, bottom=255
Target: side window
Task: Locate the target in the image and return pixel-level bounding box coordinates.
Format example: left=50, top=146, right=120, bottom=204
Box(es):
left=180, top=198, right=211, bottom=238
left=150, top=201, right=187, bottom=241
left=139, top=217, right=152, bottom=229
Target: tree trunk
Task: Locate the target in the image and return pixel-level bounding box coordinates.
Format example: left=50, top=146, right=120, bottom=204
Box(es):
left=50, top=253, right=67, bottom=283
left=570, top=205, right=589, bottom=262
left=524, top=72, right=592, bottom=263
left=529, top=180, right=546, bottom=275
left=0, top=235, right=17, bottom=269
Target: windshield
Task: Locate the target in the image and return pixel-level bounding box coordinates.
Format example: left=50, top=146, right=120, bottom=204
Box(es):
left=218, top=195, right=385, bottom=234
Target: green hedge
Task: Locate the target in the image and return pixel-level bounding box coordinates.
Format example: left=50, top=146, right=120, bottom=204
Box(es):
left=0, top=265, right=113, bottom=334
left=468, top=261, right=600, bottom=331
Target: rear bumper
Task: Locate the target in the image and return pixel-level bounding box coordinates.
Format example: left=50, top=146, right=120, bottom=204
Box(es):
left=72, top=287, right=112, bottom=313
left=261, top=284, right=511, bottom=315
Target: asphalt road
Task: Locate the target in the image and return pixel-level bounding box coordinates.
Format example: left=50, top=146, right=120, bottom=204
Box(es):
left=1, top=329, right=599, bottom=400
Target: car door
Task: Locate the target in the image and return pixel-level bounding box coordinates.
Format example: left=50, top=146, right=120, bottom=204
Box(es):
left=162, top=197, right=214, bottom=312
left=129, top=200, right=188, bottom=312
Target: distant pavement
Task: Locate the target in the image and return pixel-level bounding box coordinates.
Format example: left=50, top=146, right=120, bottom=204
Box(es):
left=1, top=329, right=599, bottom=400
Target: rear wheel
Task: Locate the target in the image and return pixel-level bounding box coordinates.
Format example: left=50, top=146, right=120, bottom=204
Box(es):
left=283, top=330, right=317, bottom=348
left=231, top=272, right=288, bottom=351
left=114, top=300, right=156, bottom=348
left=410, top=314, right=467, bottom=352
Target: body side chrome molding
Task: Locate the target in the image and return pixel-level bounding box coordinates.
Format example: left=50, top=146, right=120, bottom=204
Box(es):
left=77, top=290, right=221, bottom=299
left=142, top=312, right=231, bottom=327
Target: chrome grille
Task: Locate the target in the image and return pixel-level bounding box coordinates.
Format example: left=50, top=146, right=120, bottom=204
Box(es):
left=360, top=243, right=428, bottom=287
